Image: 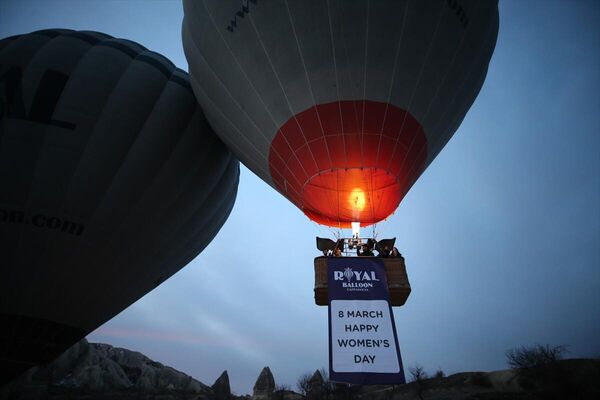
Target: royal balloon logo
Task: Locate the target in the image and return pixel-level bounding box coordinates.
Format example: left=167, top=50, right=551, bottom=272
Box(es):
left=334, top=268, right=380, bottom=291
left=343, top=268, right=354, bottom=282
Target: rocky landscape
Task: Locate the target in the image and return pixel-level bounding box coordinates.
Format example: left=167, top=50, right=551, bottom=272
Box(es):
left=1, top=339, right=599, bottom=400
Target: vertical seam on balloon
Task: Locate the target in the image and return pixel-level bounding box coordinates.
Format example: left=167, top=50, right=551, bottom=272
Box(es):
left=102, top=88, right=202, bottom=303
left=74, top=55, right=173, bottom=217
left=434, top=4, right=497, bottom=155
left=190, top=76, right=303, bottom=202
left=284, top=0, right=334, bottom=170
left=170, top=177, right=237, bottom=272
left=372, top=1, right=409, bottom=223
left=82, top=107, right=223, bottom=312
left=419, top=1, right=481, bottom=140
left=180, top=157, right=239, bottom=254
left=143, top=150, right=238, bottom=274
left=106, top=104, right=206, bottom=298
left=405, top=19, right=496, bottom=197
left=200, top=0, right=310, bottom=193
left=185, top=39, right=270, bottom=166
left=374, top=0, right=409, bottom=174
left=244, top=11, right=315, bottom=180
left=246, top=7, right=318, bottom=207
left=69, top=70, right=213, bottom=321
left=46, top=41, right=117, bottom=322
left=360, top=0, right=370, bottom=173
left=190, top=75, right=301, bottom=202
left=65, top=56, right=177, bottom=317
left=183, top=12, right=274, bottom=152
left=424, top=5, right=499, bottom=166
left=3, top=35, right=64, bottom=189
left=196, top=1, right=287, bottom=159
left=188, top=74, right=286, bottom=190
left=0, top=32, right=58, bottom=279
left=386, top=2, right=446, bottom=173
left=363, top=1, right=376, bottom=224
left=365, top=169, right=380, bottom=226
left=338, top=4, right=364, bottom=166
left=18, top=33, right=104, bottom=308
left=284, top=0, right=339, bottom=223
left=326, top=0, right=345, bottom=229
left=184, top=17, right=306, bottom=197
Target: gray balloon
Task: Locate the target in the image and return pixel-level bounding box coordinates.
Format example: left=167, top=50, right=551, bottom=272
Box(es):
left=182, top=0, right=498, bottom=227
left=0, top=29, right=239, bottom=383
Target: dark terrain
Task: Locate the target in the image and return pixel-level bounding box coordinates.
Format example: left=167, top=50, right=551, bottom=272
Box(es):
left=1, top=339, right=598, bottom=400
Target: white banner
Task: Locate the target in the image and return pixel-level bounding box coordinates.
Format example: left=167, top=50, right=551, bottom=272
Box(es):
left=330, top=299, right=400, bottom=373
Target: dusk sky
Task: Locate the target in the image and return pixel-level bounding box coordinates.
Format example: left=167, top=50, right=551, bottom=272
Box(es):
left=1, top=0, right=599, bottom=395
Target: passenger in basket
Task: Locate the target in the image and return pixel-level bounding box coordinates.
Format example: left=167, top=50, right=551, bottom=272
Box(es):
left=378, top=245, right=390, bottom=257
left=390, top=247, right=403, bottom=258
left=358, top=244, right=374, bottom=257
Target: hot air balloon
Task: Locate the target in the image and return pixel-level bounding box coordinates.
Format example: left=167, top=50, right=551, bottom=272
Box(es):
left=0, top=29, right=239, bottom=383
left=182, top=0, right=499, bottom=229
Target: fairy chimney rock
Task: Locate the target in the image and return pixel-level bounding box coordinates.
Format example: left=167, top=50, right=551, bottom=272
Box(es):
left=253, top=366, right=275, bottom=398
left=307, top=369, right=324, bottom=400
left=212, top=370, right=231, bottom=400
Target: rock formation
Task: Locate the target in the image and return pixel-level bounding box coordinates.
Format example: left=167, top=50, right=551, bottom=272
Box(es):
left=252, top=366, right=275, bottom=399
left=306, top=369, right=324, bottom=400
left=212, top=370, right=232, bottom=400
left=0, top=338, right=212, bottom=400
left=3, top=340, right=599, bottom=400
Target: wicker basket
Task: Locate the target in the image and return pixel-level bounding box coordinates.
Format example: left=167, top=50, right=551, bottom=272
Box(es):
left=314, top=257, right=411, bottom=306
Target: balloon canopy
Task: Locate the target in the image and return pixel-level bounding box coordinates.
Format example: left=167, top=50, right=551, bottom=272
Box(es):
left=182, top=0, right=499, bottom=227
left=0, top=29, right=239, bottom=382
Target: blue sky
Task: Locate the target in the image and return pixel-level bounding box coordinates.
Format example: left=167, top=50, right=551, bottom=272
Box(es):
left=1, top=0, right=599, bottom=395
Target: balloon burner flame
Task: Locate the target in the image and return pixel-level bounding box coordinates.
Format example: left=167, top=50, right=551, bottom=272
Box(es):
left=351, top=221, right=360, bottom=238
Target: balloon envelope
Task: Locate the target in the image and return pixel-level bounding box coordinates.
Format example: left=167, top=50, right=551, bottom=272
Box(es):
left=182, top=0, right=498, bottom=227
left=0, top=29, right=239, bottom=382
